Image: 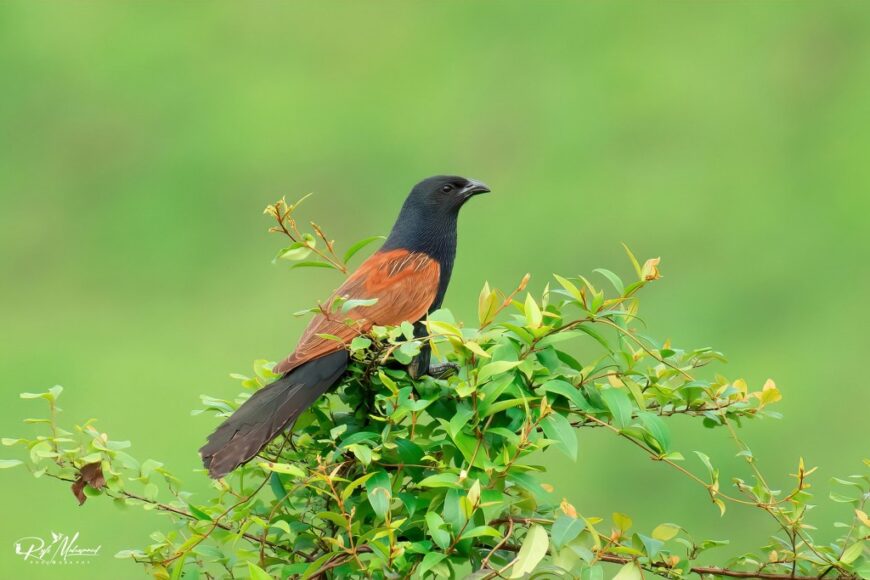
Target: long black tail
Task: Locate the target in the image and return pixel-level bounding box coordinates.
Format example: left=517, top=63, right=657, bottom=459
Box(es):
left=200, top=350, right=348, bottom=479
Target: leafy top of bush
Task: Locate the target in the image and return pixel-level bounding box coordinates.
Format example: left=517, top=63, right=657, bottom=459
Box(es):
left=3, top=198, right=868, bottom=579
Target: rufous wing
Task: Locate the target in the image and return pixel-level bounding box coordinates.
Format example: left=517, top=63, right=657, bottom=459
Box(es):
left=274, top=249, right=440, bottom=374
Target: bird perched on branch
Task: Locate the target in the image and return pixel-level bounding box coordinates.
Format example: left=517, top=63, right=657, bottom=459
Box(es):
left=200, top=175, right=490, bottom=478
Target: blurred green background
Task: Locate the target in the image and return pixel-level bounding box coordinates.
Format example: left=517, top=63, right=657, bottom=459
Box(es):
left=2, top=2, right=869, bottom=578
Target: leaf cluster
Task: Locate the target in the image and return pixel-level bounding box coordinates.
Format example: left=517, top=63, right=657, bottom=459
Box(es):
left=3, top=200, right=868, bottom=579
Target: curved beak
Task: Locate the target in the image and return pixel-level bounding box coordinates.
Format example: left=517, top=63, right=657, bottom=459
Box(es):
left=461, top=179, right=491, bottom=199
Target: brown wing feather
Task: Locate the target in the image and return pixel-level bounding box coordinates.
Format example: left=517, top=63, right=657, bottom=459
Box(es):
left=274, top=249, right=440, bottom=374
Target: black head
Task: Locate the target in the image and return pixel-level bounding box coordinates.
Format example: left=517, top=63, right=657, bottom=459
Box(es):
left=382, top=174, right=489, bottom=260
left=381, top=174, right=489, bottom=302
left=404, top=175, right=491, bottom=215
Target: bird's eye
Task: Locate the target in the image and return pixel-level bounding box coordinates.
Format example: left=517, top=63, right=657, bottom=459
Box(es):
left=441, top=184, right=454, bottom=193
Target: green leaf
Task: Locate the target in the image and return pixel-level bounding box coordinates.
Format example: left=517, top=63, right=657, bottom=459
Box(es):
left=612, top=512, right=632, bottom=531
left=524, top=293, right=542, bottom=328
left=840, top=541, right=864, bottom=564
left=460, top=525, right=501, bottom=540
left=143, top=482, right=158, bottom=500
left=316, top=511, right=348, bottom=527
left=365, top=471, right=392, bottom=520
left=574, top=325, right=613, bottom=352
left=169, top=551, right=189, bottom=580
left=478, top=282, right=499, bottom=326
left=187, top=504, right=212, bottom=522
left=425, top=512, right=451, bottom=549
left=269, top=472, right=287, bottom=502
left=289, top=260, right=335, bottom=270
left=417, top=552, right=447, bottom=578
left=694, top=451, right=716, bottom=478
left=448, top=405, right=474, bottom=439
left=511, top=524, right=548, bottom=578
left=464, top=340, right=491, bottom=359
left=651, top=523, right=681, bottom=541
left=258, top=461, right=305, bottom=478
left=638, top=412, right=671, bottom=453
left=481, top=398, right=526, bottom=418
left=541, top=412, right=577, bottom=460
left=478, top=360, right=522, bottom=382
left=553, top=274, right=584, bottom=302
left=613, top=561, right=642, bottom=580
left=540, top=379, right=586, bottom=409
left=601, top=388, right=633, bottom=429
left=276, top=242, right=313, bottom=262
left=551, top=514, right=584, bottom=549
left=342, top=235, right=385, bottom=263
left=349, top=336, right=372, bottom=351
left=621, top=244, right=643, bottom=280
left=342, top=472, right=377, bottom=501
left=347, top=443, right=372, bottom=466
left=582, top=565, right=605, bottom=580
left=247, top=562, right=273, bottom=580
left=341, top=297, right=379, bottom=312
left=0, top=459, right=22, bottom=469
left=636, top=533, right=663, bottom=557
left=418, top=473, right=461, bottom=488
left=395, top=439, right=424, bottom=465
left=302, top=552, right=341, bottom=580
left=594, top=268, right=624, bottom=294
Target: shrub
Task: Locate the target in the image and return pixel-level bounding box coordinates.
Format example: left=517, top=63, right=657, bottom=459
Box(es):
left=3, top=198, right=868, bottom=579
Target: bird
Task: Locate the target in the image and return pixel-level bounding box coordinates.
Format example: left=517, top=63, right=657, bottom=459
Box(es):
left=200, top=175, right=490, bottom=478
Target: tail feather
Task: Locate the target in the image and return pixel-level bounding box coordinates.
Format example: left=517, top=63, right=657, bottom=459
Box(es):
left=200, top=350, right=348, bottom=478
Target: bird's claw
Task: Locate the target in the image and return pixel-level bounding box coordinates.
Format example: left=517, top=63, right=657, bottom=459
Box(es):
left=427, top=362, right=460, bottom=379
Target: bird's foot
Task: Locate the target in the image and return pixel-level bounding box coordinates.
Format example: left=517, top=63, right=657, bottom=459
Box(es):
left=427, top=362, right=460, bottom=379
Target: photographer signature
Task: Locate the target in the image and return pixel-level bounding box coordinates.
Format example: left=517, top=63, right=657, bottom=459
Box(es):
left=14, top=531, right=101, bottom=564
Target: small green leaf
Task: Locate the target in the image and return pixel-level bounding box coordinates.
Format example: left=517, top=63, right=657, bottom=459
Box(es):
left=551, top=514, right=584, bottom=549
left=418, top=473, right=461, bottom=488
left=613, top=561, right=642, bottom=580
left=840, top=541, right=864, bottom=564
left=478, top=282, right=499, bottom=326
left=621, top=244, right=643, bottom=280
left=638, top=412, right=671, bottom=453
left=276, top=242, right=313, bottom=262
left=694, top=451, right=715, bottom=477
left=289, top=261, right=336, bottom=270
left=417, top=552, right=447, bottom=577
left=553, top=274, right=584, bottom=302
left=464, top=340, right=491, bottom=359
left=593, top=268, right=624, bottom=294
left=540, top=379, right=586, bottom=409
left=541, top=412, right=577, bottom=460
left=636, top=533, right=664, bottom=557
left=366, top=471, right=392, bottom=520
left=346, top=444, right=372, bottom=466
left=478, top=360, right=522, bottom=382
left=524, top=293, right=542, bottom=328
left=612, top=512, right=632, bottom=531
left=601, top=388, right=633, bottom=429
left=247, top=562, right=273, bottom=580
left=187, top=504, right=212, bottom=522
left=259, top=461, right=305, bottom=478
left=652, top=523, right=681, bottom=541
left=0, top=459, right=22, bottom=469
left=342, top=235, right=385, bottom=263
left=349, top=336, right=372, bottom=351
left=511, top=524, right=548, bottom=578
left=460, top=525, right=501, bottom=540
left=425, top=512, right=451, bottom=549
left=448, top=406, right=474, bottom=439
left=341, top=298, right=379, bottom=313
